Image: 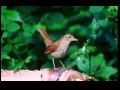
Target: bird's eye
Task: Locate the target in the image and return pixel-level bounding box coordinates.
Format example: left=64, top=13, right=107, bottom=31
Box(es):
left=68, top=36, right=71, bottom=38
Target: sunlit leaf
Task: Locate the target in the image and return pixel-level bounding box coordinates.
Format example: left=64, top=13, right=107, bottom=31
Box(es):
left=91, top=53, right=106, bottom=72
left=14, top=61, right=24, bottom=70
left=6, top=21, right=20, bottom=32
left=1, top=54, right=11, bottom=60
left=5, top=10, right=22, bottom=22
left=108, top=6, right=118, bottom=13
left=25, top=56, right=32, bottom=63
left=92, top=18, right=99, bottom=30
left=98, top=18, right=108, bottom=27
left=76, top=56, right=89, bottom=73
left=95, top=66, right=117, bottom=79
left=89, top=6, right=104, bottom=13
left=86, top=45, right=97, bottom=52
left=2, top=32, right=8, bottom=38
left=93, top=10, right=109, bottom=20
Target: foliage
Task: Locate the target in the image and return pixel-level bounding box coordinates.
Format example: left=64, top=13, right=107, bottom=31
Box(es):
left=1, top=6, right=118, bottom=81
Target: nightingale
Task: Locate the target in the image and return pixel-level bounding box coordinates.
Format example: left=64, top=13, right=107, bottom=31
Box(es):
left=38, top=27, right=78, bottom=68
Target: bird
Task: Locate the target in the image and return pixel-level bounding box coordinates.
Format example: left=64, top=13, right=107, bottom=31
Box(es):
left=38, top=27, right=78, bottom=68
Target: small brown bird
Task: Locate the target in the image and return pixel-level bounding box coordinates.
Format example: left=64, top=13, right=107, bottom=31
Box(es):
left=38, top=27, right=78, bottom=68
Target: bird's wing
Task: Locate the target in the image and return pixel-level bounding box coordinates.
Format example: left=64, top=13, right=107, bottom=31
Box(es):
left=44, top=41, right=60, bottom=54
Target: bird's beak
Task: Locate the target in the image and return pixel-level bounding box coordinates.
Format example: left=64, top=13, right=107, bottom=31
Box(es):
left=72, top=37, right=78, bottom=42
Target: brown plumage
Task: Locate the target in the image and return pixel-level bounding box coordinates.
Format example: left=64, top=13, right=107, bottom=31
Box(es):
left=38, top=27, right=78, bottom=68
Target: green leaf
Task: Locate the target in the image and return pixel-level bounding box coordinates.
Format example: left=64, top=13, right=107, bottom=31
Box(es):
left=5, top=10, right=22, bottom=22
left=69, top=46, right=79, bottom=53
left=1, top=6, right=7, bottom=13
left=2, top=45, right=12, bottom=54
left=22, top=23, right=31, bottom=31
left=6, top=21, right=20, bottom=32
left=1, top=38, right=4, bottom=44
left=1, top=8, right=22, bottom=31
left=1, top=14, right=9, bottom=28
left=78, top=27, right=89, bottom=36
left=25, top=56, right=32, bottom=63
left=93, top=10, right=109, bottom=20
left=92, top=18, right=99, bottom=30
left=89, top=6, right=104, bottom=13
left=68, top=61, right=76, bottom=68
left=1, top=54, right=11, bottom=60
left=8, top=58, right=16, bottom=70
left=41, top=12, right=68, bottom=30
left=23, top=31, right=32, bottom=38
left=86, top=45, right=97, bottom=52
left=98, top=18, right=108, bottom=27
left=68, top=24, right=81, bottom=33
left=22, top=23, right=34, bottom=38
left=41, top=61, right=53, bottom=69
left=13, top=33, right=24, bottom=43
left=95, top=66, right=117, bottom=79
left=14, top=61, right=24, bottom=70
left=108, top=6, right=118, bottom=13
left=76, top=56, right=89, bottom=73
left=91, top=53, right=106, bottom=72
left=2, top=32, right=8, bottom=38
left=11, top=58, right=16, bottom=67
left=2, top=6, right=7, bottom=10
left=34, top=23, right=46, bottom=31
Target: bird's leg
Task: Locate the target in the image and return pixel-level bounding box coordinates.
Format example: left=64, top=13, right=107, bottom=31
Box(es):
left=59, top=60, right=65, bottom=68
left=52, top=58, right=55, bottom=69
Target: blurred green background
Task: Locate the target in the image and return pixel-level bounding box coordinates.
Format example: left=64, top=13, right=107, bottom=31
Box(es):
left=1, top=6, right=118, bottom=81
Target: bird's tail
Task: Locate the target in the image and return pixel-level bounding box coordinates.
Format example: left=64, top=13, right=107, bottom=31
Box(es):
left=38, top=27, right=52, bottom=47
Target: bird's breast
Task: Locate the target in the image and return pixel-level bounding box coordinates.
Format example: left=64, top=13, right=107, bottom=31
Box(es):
left=51, top=44, right=69, bottom=59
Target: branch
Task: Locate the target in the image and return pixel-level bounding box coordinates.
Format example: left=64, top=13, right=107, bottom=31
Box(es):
left=1, top=68, right=92, bottom=81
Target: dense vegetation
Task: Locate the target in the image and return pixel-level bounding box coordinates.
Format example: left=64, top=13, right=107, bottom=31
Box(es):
left=1, top=6, right=118, bottom=81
